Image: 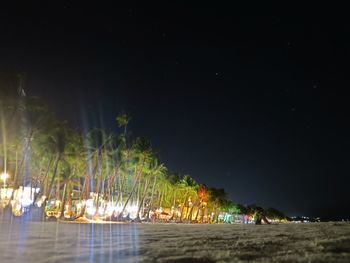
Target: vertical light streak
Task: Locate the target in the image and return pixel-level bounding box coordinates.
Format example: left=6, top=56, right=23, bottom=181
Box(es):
left=0, top=103, right=7, bottom=174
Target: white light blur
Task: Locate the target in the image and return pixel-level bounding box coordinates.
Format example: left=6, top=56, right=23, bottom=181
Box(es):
left=87, top=206, right=96, bottom=216
left=0, top=172, right=9, bottom=181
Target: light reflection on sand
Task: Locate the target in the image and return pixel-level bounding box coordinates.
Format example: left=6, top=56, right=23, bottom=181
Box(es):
left=0, top=221, right=349, bottom=262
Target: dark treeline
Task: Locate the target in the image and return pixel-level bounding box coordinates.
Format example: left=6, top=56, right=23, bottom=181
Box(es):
left=0, top=71, right=288, bottom=223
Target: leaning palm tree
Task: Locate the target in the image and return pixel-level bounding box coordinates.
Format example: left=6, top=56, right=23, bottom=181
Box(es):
left=117, top=137, right=152, bottom=220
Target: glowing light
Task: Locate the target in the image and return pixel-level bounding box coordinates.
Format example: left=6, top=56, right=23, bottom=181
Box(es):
left=106, top=206, right=114, bottom=216
left=98, top=206, right=105, bottom=216
left=13, top=203, right=23, bottom=216
left=0, top=172, right=9, bottom=181
left=131, top=205, right=138, bottom=212
left=15, top=203, right=21, bottom=211
left=0, top=172, right=9, bottom=191
left=86, top=199, right=94, bottom=207
left=128, top=205, right=138, bottom=219
left=115, top=205, right=123, bottom=212
left=105, top=202, right=114, bottom=216
left=8, top=186, right=40, bottom=207
left=86, top=206, right=96, bottom=216
left=20, top=196, right=33, bottom=207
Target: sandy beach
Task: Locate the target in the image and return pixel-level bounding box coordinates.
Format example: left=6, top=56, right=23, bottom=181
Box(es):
left=0, top=221, right=349, bottom=262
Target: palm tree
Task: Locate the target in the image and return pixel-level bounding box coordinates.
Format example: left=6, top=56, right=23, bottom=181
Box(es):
left=141, top=158, right=167, bottom=221
left=165, top=173, right=182, bottom=220
left=58, top=129, right=84, bottom=219
left=265, top=207, right=286, bottom=221
left=81, top=128, right=114, bottom=217
left=111, top=112, right=132, bottom=213
left=45, top=123, right=68, bottom=203
left=208, top=187, right=228, bottom=223
left=194, top=185, right=209, bottom=222
left=178, top=175, right=197, bottom=222
left=58, top=159, right=81, bottom=219
left=28, top=133, right=55, bottom=205
left=10, top=97, right=52, bottom=201
left=1, top=88, right=254, bottom=224
left=186, top=182, right=200, bottom=221
left=117, top=137, right=151, bottom=220
left=116, top=112, right=131, bottom=139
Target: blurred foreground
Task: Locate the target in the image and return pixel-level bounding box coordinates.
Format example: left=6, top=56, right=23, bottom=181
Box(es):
left=0, top=221, right=349, bottom=263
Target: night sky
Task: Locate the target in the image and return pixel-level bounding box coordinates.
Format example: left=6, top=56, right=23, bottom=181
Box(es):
left=1, top=5, right=349, bottom=219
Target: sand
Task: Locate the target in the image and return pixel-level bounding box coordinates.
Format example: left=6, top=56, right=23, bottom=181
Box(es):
left=0, top=221, right=349, bottom=262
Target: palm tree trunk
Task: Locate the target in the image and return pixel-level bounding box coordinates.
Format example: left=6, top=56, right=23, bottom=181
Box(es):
left=173, top=191, right=176, bottom=207
left=118, top=158, right=145, bottom=220
left=136, top=178, right=141, bottom=208
left=10, top=143, right=29, bottom=202
left=169, top=191, right=177, bottom=220
left=13, top=130, right=33, bottom=192
left=117, top=169, right=123, bottom=206
left=93, top=150, right=102, bottom=215
left=179, top=192, right=188, bottom=222
left=46, top=153, right=61, bottom=201
left=212, top=207, right=218, bottom=223
left=94, top=169, right=102, bottom=216
left=118, top=179, right=137, bottom=219
left=33, top=156, right=53, bottom=205
left=77, top=179, right=87, bottom=218
left=194, top=201, right=202, bottom=222
left=9, top=151, right=18, bottom=202
left=56, top=176, right=60, bottom=201
left=187, top=201, right=196, bottom=221
left=156, top=191, right=161, bottom=208
left=76, top=162, right=92, bottom=218
left=135, top=178, right=150, bottom=221
left=145, top=173, right=157, bottom=220
left=158, top=190, right=164, bottom=208
left=59, top=183, right=67, bottom=219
